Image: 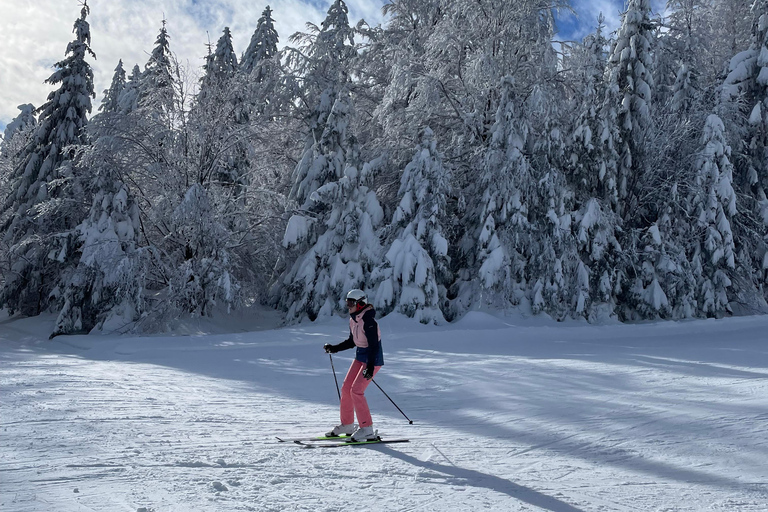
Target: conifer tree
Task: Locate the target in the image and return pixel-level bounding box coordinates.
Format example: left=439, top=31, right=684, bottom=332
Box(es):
left=469, top=78, right=531, bottom=304
left=100, top=60, right=126, bottom=114
left=287, top=0, right=357, bottom=209
left=604, top=0, right=655, bottom=215
left=690, top=114, right=737, bottom=316
left=0, top=105, right=37, bottom=278
left=0, top=2, right=95, bottom=316
left=667, top=0, right=705, bottom=114
left=566, top=17, right=623, bottom=319
left=117, top=64, right=142, bottom=114
left=242, top=6, right=279, bottom=78
left=212, top=27, right=239, bottom=80
left=240, top=6, right=285, bottom=120
left=277, top=158, right=384, bottom=321
left=373, top=128, right=451, bottom=323
left=569, top=16, right=611, bottom=198
left=50, top=150, right=143, bottom=337
left=1, top=104, right=37, bottom=155
left=717, top=0, right=768, bottom=307
left=141, top=20, right=175, bottom=113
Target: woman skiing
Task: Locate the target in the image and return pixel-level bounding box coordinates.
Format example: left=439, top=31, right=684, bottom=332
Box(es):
left=323, top=288, right=384, bottom=441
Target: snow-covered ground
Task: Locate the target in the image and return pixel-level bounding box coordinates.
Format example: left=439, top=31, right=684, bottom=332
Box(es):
left=2, top=310, right=768, bottom=511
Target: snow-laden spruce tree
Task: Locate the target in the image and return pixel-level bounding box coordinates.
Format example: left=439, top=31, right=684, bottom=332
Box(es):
left=0, top=104, right=37, bottom=196
left=604, top=0, right=655, bottom=215
left=568, top=16, right=612, bottom=199
left=117, top=64, right=142, bottom=114
left=710, top=0, right=754, bottom=84
left=629, top=223, right=673, bottom=319
left=572, top=198, right=623, bottom=319
left=0, top=2, right=95, bottom=317
left=140, top=20, right=176, bottom=115
left=373, top=128, right=451, bottom=324
left=718, top=0, right=768, bottom=309
left=241, top=6, right=279, bottom=78
left=50, top=151, right=144, bottom=337
left=239, top=6, right=288, bottom=132
left=666, top=0, right=707, bottom=114
left=565, top=18, right=624, bottom=320
left=602, top=0, right=693, bottom=321
left=689, top=114, right=737, bottom=316
left=0, top=105, right=37, bottom=286
left=745, top=0, right=768, bottom=225
left=461, top=77, right=532, bottom=309
left=287, top=0, right=357, bottom=210
left=100, top=60, right=126, bottom=114
left=213, top=27, right=238, bottom=78
left=1, top=104, right=36, bottom=157
left=277, top=157, right=384, bottom=322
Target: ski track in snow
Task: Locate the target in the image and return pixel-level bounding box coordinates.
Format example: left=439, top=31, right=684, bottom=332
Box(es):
left=2, top=312, right=768, bottom=511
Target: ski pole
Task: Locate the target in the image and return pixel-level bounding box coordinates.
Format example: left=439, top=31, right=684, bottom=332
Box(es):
left=371, top=378, right=413, bottom=424
left=329, top=353, right=341, bottom=401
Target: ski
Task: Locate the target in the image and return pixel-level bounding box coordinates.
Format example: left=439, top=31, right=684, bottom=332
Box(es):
left=293, top=438, right=409, bottom=448
left=275, top=435, right=351, bottom=443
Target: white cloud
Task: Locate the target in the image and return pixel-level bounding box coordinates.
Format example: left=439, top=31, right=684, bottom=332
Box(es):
left=0, top=0, right=386, bottom=130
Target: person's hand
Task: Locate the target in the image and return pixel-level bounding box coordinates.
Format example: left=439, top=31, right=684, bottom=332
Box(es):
left=324, top=343, right=336, bottom=354
left=362, top=366, right=374, bottom=380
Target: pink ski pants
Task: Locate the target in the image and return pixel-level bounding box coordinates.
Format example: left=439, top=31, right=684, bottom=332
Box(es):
left=340, top=359, right=381, bottom=427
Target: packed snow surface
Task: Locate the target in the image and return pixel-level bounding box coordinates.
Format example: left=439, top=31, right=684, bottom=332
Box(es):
left=2, top=310, right=768, bottom=511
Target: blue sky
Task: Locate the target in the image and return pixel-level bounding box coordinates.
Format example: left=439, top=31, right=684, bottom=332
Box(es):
left=0, top=0, right=659, bottom=136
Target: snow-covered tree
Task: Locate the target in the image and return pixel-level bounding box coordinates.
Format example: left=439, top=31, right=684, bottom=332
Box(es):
left=718, top=0, right=768, bottom=308
left=373, top=128, right=451, bottom=323
left=287, top=0, right=357, bottom=209
left=568, top=16, right=612, bottom=197
left=117, top=64, right=142, bottom=114
left=666, top=0, right=708, bottom=114
left=50, top=145, right=144, bottom=337
left=196, top=27, right=250, bottom=188
left=604, top=0, right=656, bottom=214
left=0, top=2, right=95, bottom=316
left=0, top=105, right=37, bottom=287
left=277, top=159, right=384, bottom=322
left=211, top=27, right=239, bottom=80
left=242, top=6, right=279, bottom=78
left=464, top=77, right=532, bottom=307
left=241, top=5, right=286, bottom=123
left=100, top=60, right=126, bottom=114
left=1, top=104, right=37, bottom=156
left=572, top=199, right=623, bottom=319
left=141, top=20, right=175, bottom=114
left=167, top=184, right=239, bottom=317
left=628, top=223, right=673, bottom=319
left=690, top=114, right=737, bottom=316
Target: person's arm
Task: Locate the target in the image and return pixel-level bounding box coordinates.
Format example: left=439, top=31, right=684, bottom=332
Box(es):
left=362, top=310, right=379, bottom=378
left=324, top=331, right=355, bottom=353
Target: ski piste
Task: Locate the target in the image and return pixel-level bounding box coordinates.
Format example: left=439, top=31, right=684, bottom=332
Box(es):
left=293, top=438, right=409, bottom=448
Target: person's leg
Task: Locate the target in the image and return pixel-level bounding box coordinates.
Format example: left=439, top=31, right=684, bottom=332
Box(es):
left=340, top=360, right=365, bottom=425
left=350, top=366, right=381, bottom=427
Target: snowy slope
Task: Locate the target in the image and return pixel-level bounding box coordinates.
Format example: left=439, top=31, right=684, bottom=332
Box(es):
left=2, top=311, right=768, bottom=511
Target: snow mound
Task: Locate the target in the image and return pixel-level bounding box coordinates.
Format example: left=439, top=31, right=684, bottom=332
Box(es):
left=452, top=311, right=512, bottom=330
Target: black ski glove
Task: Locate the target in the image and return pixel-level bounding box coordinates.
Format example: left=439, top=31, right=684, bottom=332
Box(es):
left=362, top=364, right=375, bottom=380
left=324, top=343, right=337, bottom=354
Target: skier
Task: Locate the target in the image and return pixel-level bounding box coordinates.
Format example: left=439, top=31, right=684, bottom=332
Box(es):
left=323, top=289, right=384, bottom=441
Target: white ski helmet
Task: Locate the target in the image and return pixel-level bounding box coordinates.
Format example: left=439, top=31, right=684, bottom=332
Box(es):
left=346, top=288, right=367, bottom=305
